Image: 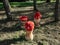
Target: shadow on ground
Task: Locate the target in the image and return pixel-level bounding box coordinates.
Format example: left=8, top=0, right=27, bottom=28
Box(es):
left=0, top=35, right=26, bottom=45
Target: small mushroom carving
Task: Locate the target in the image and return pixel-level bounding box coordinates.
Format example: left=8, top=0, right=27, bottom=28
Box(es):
left=19, top=16, right=28, bottom=29
left=25, top=21, right=34, bottom=40
left=34, top=11, right=42, bottom=28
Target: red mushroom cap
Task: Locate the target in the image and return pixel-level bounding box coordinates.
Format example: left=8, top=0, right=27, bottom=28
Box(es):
left=25, top=21, right=34, bottom=31
left=34, top=11, right=42, bottom=19
left=19, top=16, right=28, bottom=21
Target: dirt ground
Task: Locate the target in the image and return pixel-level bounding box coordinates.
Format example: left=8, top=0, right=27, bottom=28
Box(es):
left=0, top=2, right=60, bottom=45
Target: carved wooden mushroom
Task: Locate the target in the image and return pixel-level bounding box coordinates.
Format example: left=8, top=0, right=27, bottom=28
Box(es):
left=25, top=21, right=34, bottom=40
left=19, top=16, right=28, bottom=29
left=34, top=11, right=42, bottom=28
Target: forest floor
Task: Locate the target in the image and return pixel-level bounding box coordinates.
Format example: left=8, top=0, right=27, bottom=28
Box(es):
left=0, top=2, right=60, bottom=45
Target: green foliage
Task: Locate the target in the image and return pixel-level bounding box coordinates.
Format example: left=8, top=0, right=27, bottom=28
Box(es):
left=0, top=0, right=56, bottom=9
left=0, top=1, right=44, bottom=8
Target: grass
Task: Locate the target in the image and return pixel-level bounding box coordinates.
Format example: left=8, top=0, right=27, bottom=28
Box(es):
left=0, top=1, right=45, bottom=8
left=0, top=1, right=56, bottom=9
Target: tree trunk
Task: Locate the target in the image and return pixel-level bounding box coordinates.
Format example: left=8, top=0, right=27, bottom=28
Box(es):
left=33, top=0, right=37, bottom=10
left=54, top=0, right=59, bottom=21
left=46, top=0, right=50, bottom=3
left=2, top=0, right=12, bottom=20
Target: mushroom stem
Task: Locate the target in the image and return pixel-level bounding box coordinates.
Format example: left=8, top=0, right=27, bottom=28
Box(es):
left=25, top=31, right=33, bottom=41
left=34, top=18, right=40, bottom=27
